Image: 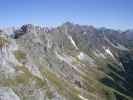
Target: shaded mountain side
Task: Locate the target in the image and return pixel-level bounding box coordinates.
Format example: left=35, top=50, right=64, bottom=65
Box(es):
left=0, top=22, right=133, bottom=100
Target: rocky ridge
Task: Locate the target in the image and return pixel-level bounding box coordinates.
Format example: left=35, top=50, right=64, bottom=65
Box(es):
left=0, top=22, right=133, bottom=100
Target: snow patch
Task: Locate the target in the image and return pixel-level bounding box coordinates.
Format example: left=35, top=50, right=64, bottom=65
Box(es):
left=67, top=35, right=78, bottom=49
left=78, top=95, right=88, bottom=100
left=104, top=36, right=129, bottom=51
left=103, top=47, right=115, bottom=59
left=116, top=43, right=129, bottom=51
left=55, top=51, right=81, bottom=73
left=93, top=51, right=106, bottom=59
left=105, top=49, right=114, bottom=57
left=77, top=52, right=95, bottom=65
left=78, top=52, right=85, bottom=60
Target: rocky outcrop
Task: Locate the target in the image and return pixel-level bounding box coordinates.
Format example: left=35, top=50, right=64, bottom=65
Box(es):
left=0, top=87, right=20, bottom=100
left=0, top=22, right=133, bottom=100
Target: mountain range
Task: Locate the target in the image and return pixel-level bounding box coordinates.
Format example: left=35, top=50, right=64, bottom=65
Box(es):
left=0, top=22, right=133, bottom=100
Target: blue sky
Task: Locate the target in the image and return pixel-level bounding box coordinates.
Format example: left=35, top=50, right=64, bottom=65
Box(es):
left=0, top=0, right=132, bottom=30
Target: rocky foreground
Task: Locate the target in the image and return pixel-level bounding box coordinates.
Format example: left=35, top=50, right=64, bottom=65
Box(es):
left=0, top=22, right=133, bottom=100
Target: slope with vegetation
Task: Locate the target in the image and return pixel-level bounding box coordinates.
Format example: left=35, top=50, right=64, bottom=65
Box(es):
left=0, top=22, right=133, bottom=100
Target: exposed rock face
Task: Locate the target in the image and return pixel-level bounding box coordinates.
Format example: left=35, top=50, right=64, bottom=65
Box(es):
left=0, top=22, right=133, bottom=100
left=0, top=87, right=20, bottom=100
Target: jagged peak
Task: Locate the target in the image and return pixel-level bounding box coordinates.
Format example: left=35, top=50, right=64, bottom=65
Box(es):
left=1, top=22, right=132, bottom=41
left=13, top=24, right=50, bottom=39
